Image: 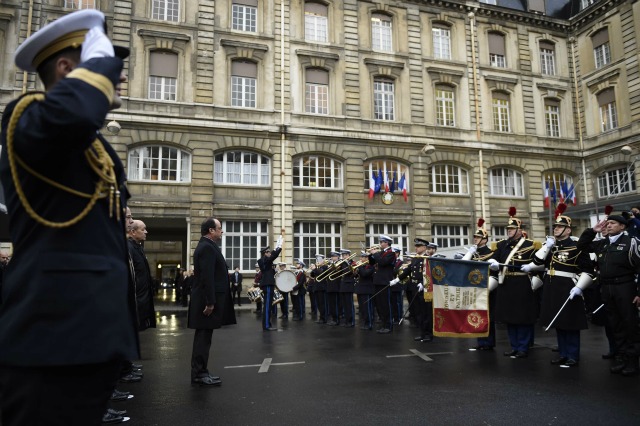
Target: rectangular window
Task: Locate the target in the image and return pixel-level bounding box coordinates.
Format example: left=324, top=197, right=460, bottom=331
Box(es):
left=594, top=43, right=611, bottom=68
left=431, top=225, right=469, bottom=249
left=64, top=0, right=96, bottom=8
left=232, top=2, right=258, bottom=32
left=598, top=166, right=636, bottom=197
left=366, top=224, right=409, bottom=254
left=371, top=15, right=392, bottom=52
left=231, top=76, right=257, bottom=108
left=545, top=101, right=560, bottom=137
left=293, top=222, right=342, bottom=268
left=149, top=76, right=177, bottom=101
left=149, top=52, right=178, bottom=101
left=540, top=43, right=556, bottom=75
left=435, top=88, right=455, bottom=127
left=581, top=0, right=596, bottom=10
left=491, top=226, right=507, bottom=242
left=305, top=83, right=329, bottom=114
left=152, top=0, right=179, bottom=22
left=222, top=221, right=269, bottom=271
left=431, top=164, right=469, bottom=195
left=490, top=168, right=524, bottom=197
left=374, top=79, right=395, bottom=121
left=305, top=4, right=328, bottom=43
left=598, top=88, right=617, bottom=132
left=432, top=27, right=451, bottom=60
left=492, top=94, right=510, bottom=132
left=489, top=33, right=506, bottom=68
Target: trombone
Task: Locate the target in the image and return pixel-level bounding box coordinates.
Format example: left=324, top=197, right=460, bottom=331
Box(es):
left=314, top=259, right=337, bottom=282
left=327, top=258, right=369, bottom=280
left=315, top=251, right=358, bottom=281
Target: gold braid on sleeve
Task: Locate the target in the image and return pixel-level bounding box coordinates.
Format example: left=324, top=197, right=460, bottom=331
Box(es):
left=6, top=93, right=120, bottom=228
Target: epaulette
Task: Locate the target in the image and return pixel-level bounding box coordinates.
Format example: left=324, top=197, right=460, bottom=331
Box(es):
left=490, top=242, right=498, bottom=251
left=532, top=240, right=542, bottom=250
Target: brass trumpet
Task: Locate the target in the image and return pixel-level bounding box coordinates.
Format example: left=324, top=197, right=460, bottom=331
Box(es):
left=327, top=258, right=369, bottom=280
left=365, top=244, right=381, bottom=252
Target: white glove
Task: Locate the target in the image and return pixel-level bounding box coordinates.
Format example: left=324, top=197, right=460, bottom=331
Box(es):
left=389, top=278, right=400, bottom=286
left=488, top=259, right=500, bottom=271
left=569, top=286, right=583, bottom=300
left=417, top=283, right=424, bottom=292
left=467, top=245, right=477, bottom=255
left=275, top=236, right=283, bottom=250
left=544, top=236, right=555, bottom=249
left=521, top=264, right=532, bottom=273
left=81, top=27, right=114, bottom=62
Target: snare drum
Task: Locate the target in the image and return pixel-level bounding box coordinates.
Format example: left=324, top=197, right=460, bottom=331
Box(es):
left=274, top=270, right=296, bottom=293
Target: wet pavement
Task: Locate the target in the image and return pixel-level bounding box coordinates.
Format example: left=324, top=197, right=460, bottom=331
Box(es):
left=116, top=291, right=640, bottom=425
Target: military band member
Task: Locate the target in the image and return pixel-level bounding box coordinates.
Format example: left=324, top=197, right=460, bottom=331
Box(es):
left=277, top=262, right=289, bottom=320
left=311, top=255, right=328, bottom=324
left=522, top=213, right=593, bottom=367
left=488, top=208, right=539, bottom=359
left=369, top=235, right=395, bottom=334
left=390, top=246, right=404, bottom=324
left=338, top=249, right=356, bottom=328
left=397, top=239, right=432, bottom=342
left=464, top=219, right=497, bottom=351
left=258, top=237, right=282, bottom=331
left=252, top=263, right=263, bottom=314
left=355, top=252, right=375, bottom=330
left=291, top=259, right=307, bottom=321
left=326, top=251, right=342, bottom=326
left=307, top=264, right=318, bottom=319
left=577, top=213, right=640, bottom=376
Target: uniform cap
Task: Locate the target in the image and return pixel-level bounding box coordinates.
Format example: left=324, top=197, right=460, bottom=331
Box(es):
left=260, top=246, right=271, bottom=254
left=427, top=242, right=439, bottom=249
left=379, top=234, right=393, bottom=243
left=608, top=215, right=628, bottom=226
left=506, top=207, right=522, bottom=229
left=329, top=251, right=340, bottom=257
left=474, top=218, right=489, bottom=239
left=296, top=258, right=306, bottom=267
left=340, top=249, right=351, bottom=255
left=391, top=244, right=401, bottom=253
left=554, top=215, right=573, bottom=228
left=414, top=238, right=428, bottom=246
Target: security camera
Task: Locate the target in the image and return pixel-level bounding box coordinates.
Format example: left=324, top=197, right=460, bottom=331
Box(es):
left=106, top=120, right=121, bottom=135
left=421, top=144, right=436, bottom=155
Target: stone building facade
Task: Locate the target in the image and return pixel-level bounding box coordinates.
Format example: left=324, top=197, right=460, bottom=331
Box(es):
left=0, top=0, right=638, bottom=273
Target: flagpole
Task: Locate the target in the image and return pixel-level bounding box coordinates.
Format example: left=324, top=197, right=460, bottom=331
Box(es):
left=547, top=175, right=553, bottom=235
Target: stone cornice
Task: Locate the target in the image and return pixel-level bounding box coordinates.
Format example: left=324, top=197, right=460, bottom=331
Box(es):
left=220, top=39, right=269, bottom=60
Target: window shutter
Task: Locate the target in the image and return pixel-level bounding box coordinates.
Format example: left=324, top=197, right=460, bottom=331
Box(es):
left=232, top=60, right=257, bottom=78
left=150, top=52, right=178, bottom=78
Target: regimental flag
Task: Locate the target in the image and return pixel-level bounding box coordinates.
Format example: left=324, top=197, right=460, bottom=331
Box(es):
left=426, top=257, right=490, bottom=338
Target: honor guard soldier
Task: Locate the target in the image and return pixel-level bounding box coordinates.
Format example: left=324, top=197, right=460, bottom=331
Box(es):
left=311, top=255, right=328, bottom=324
left=488, top=208, right=540, bottom=359
left=355, top=251, right=375, bottom=330
left=397, top=239, right=433, bottom=342
left=326, top=251, right=342, bottom=326
left=369, top=235, right=395, bottom=333
left=578, top=213, right=640, bottom=376
left=464, top=219, right=497, bottom=351
left=523, top=210, right=594, bottom=367
left=258, top=237, right=282, bottom=331
left=0, top=10, right=138, bottom=425
left=291, top=259, right=307, bottom=321
left=338, top=249, right=356, bottom=328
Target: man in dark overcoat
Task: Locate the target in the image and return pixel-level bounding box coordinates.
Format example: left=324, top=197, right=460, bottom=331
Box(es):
left=188, top=218, right=236, bottom=386
left=128, top=220, right=157, bottom=331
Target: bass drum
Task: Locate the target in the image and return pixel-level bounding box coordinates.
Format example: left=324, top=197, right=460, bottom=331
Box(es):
left=275, top=270, right=296, bottom=293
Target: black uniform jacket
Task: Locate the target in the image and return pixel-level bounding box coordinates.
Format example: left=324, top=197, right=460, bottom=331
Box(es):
left=398, top=257, right=425, bottom=289
left=188, top=236, right=236, bottom=330
left=0, top=57, right=139, bottom=366
left=258, top=248, right=281, bottom=288
left=128, top=238, right=157, bottom=330
left=369, top=248, right=396, bottom=286
left=355, top=264, right=375, bottom=295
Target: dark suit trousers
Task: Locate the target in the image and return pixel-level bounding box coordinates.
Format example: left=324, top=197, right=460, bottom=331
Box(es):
left=191, top=328, right=214, bottom=379
left=0, top=361, right=121, bottom=426
left=374, top=285, right=392, bottom=330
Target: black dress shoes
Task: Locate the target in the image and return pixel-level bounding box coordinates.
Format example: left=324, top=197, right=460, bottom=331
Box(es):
left=110, top=389, right=132, bottom=401
left=512, top=351, right=528, bottom=359
left=263, top=327, right=278, bottom=331
left=503, top=350, right=518, bottom=357
left=561, top=359, right=579, bottom=367
left=102, top=410, right=128, bottom=424
left=119, top=373, right=142, bottom=383
left=192, top=376, right=222, bottom=386
left=414, top=336, right=425, bottom=341
left=360, top=325, right=372, bottom=330
left=551, top=357, right=568, bottom=365
left=377, top=328, right=391, bottom=334
left=469, top=345, right=493, bottom=351
left=107, top=408, right=127, bottom=417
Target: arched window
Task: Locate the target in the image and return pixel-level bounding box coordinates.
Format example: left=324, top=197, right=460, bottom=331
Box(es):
left=598, top=165, right=636, bottom=198
left=128, top=146, right=191, bottom=182
left=293, top=156, right=342, bottom=189
left=489, top=168, right=523, bottom=197
left=214, top=151, right=270, bottom=186
left=305, top=2, right=328, bottom=43
left=542, top=172, right=576, bottom=205
left=431, top=164, right=468, bottom=194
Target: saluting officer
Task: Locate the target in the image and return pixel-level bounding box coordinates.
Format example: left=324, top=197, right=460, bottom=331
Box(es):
left=258, top=237, right=282, bottom=331
left=488, top=208, right=539, bottom=359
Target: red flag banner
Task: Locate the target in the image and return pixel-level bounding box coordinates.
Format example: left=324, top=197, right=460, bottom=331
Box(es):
left=427, top=258, right=490, bottom=338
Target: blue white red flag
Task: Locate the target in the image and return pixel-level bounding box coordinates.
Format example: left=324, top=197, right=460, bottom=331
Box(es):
left=426, top=258, right=490, bottom=338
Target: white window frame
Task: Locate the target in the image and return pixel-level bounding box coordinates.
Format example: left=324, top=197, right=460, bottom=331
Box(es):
left=581, top=0, right=596, bottom=10
left=540, top=47, right=556, bottom=75
left=431, top=164, right=469, bottom=195
left=366, top=224, right=409, bottom=254
left=214, top=151, right=271, bottom=186
left=363, top=160, right=409, bottom=193
left=598, top=165, right=636, bottom=198
left=152, top=0, right=179, bottom=22
left=232, top=3, right=258, bottom=32
left=432, top=27, right=451, bottom=60
left=148, top=76, right=177, bottom=101
left=490, top=53, right=506, bottom=68
left=492, top=97, right=511, bottom=132
left=293, top=156, right=343, bottom=189
left=594, top=42, right=611, bottom=69
left=222, top=221, right=269, bottom=271
left=128, top=146, right=191, bottom=182
left=431, top=224, right=470, bottom=249
left=491, top=226, right=507, bottom=242
left=305, top=82, right=329, bottom=114
left=305, top=8, right=328, bottom=43
left=373, top=79, right=395, bottom=121
left=435, top=87, right=455, bottom=127
left=293, top=222, right=342, bottom=268
left=600, top=101, right=618, bottom=132
left=371, top=16, right=393, bottom=52
left=64, top=0, right=96, bottom=9
left=545, top=102, right=561, bottom=137
left=231, top=75, right=257, bottom=108
left=480, top=0, right=497, bottom=4
left=489, top=168, right=524, bottom=197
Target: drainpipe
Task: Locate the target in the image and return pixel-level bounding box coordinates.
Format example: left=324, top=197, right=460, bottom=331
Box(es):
left=469, top=12, right=486, bottom=219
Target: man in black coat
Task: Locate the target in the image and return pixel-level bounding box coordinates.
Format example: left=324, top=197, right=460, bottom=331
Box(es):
left=369, top=235, right=395, bottom=334
left=128, top=220, right=157, bottom=331
left=0, top=10, right=138, bottom=426
left=258, top=239, right=282, bottom=331
left=188, top=218, right=236, bottom=386
left=229, top=266, right=243, bottom=306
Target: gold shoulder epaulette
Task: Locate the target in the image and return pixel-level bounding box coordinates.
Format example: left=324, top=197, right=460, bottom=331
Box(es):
left=490, top=242, right=498, bottom=251
left=533, top=240, right=542, bottom=250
